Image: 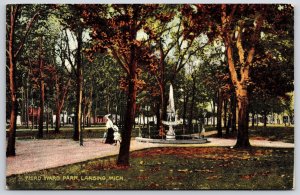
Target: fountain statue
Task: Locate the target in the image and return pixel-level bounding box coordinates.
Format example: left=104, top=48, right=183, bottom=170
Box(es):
left=135, top=83, right=208, bottom=144
left=162, top=84, right=179, bottom=140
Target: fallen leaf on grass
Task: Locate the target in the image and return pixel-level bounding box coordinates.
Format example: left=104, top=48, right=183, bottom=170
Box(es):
left=194, top=169, right=214, bottom=173
left=177, top=169, right=189, bottom=173
left=218, top=163, right=230, bottom=167
left=241, top=155, right=250, bottom=160
left=148, top=183, right=160, bottom=188
left=240, top=174, right=255, bottom=180
left=136, top=176, right=149, bottom=180
left=206, top=175, right=222, bottom=180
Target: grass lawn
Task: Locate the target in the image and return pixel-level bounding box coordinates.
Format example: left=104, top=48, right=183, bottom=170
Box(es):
left=249, top=126, right=294, bottom=143
left=11, top=125, right=294, bottom=144
left=6, top=147, right=294, bottom=190
left=10, top=124, right=142, bottom=140
left=208, top=125, right=294, bottom=143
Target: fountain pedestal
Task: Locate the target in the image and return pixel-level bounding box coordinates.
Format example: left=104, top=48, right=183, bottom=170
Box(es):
left=166, top=125, right=176, bottom=140
left=162, top=120, right=178, bottom=140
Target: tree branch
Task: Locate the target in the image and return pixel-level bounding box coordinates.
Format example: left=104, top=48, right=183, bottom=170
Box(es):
left=111, top=47, right=130, bottom=75
left=226, top=38, right=240, bottom=89
left=236, top=21, right=245, bottom=65
left=221, top=5, right=240, bottom=88
left=64, top=30, right=77, bottom=76
left=14, top=10, right=41, bottom=59
left=176, top=36, right=195, bottom=72
left=241, top=14, right=263, bottom=84
left=162, top=23, right=181, bottom=60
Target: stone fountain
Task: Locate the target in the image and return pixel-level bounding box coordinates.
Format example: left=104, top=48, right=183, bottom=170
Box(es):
left=162, top=84, right=179, bottom=140
left=135, top=84, right=208, bottom=144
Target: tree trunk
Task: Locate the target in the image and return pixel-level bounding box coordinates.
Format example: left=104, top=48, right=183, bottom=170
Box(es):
left=223, top=99, right=228, bottom=129
left=221, top=4, right=262, bottom=148
left=117, top=65, right=137, bottom=166
left=86, top=86, right=93, bottom=127
left=51, top=110, right=54, bottom=128
left=25, top=79, right=29, bottom=128
left=46, top=104, right=49, bottom=133
left=182, top=92, right=188, bottom=128
left=55, top=108, right=61, bottom=133
left=21, top=87, right=25, bottom=126
left=157, top=40, right=166, bottom=134
left=38, top=36, right=44, bottom=139
left=54, top=76, right=70, bottom=133
left=206, top=115, right=209, bottom=126
left=226, top=112, right=231, bottom=135
left=155, top=102, right=160, bottom=133
left=263, top=111, right=267, bottom=128
left=231, top=92, right=237, bottom=132
left=6, top=6, right=19, bottom=157
left=251, top=112, right=255, bottom=127
left=188, top=79, right=196, bottom=131
left=31, top=105, right=34, bottom=129
left=226, top=98, right=231, bottom=135
left=158, top=83, right=165, bottom=134
left=94, top=96, right=97, bottom=125
left=234, top=88, right=251, bottom=148
left=212, top=95, right=216, bottom=127
left=7, top=39, right=17, bottom=157
left=73, top=28, right=83, bottom=141
left=81, top=99, right=86, bottom=146
left=217, top=88, right=223, bottom=137
left=7, top=5, right=40, bottom=156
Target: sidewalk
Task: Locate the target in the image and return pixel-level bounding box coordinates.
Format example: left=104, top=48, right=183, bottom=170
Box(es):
left=6, top=138, right=294, bottom=176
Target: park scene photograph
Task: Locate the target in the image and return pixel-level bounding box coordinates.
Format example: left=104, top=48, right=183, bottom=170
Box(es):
left=5, top=4, right=294, bottom=190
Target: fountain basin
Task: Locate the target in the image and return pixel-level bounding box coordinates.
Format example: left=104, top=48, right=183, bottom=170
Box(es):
left=162, top=121, right=180, bottom=126
left=135, top=136, right=208, bottom=144
left=166, top=135, right=176, bottom=140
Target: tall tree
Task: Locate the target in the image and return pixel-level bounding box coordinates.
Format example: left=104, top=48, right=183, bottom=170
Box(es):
left=54, top=72, right=71, bottom=133
left=82, top=4, right=164, bottom=165
left=220, top=5, right=263, bottom=147
left=6, top=5, right=42, bottom=156
left=58, top=5, right=86, bottom=142
left=37, top=36, right=45, bottom=138
left=146, top=10, right=210, bottom=133
left=73, top=27, right=84, bottom=141
left=220, top=5, right=293, bottom=147
left=182, top=4, right=293, bottom=148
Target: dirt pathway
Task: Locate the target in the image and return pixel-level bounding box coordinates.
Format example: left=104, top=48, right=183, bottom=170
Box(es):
left=6, top=138, right=294, bottom=176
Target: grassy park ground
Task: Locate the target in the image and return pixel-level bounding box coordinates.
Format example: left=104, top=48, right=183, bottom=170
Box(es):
left=6, top=125, right=294, bottom=190
left=7, top=147, right=294, bottom=190
left=11, top=124, right=294, bottom=143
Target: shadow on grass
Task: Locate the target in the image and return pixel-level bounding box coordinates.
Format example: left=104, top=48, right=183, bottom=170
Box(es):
left=206, top=125, right=294, bottom=144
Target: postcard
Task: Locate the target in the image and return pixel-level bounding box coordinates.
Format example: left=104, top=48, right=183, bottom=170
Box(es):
left=5, top=4, right=294, bottom=190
